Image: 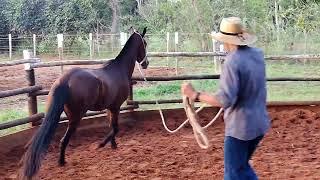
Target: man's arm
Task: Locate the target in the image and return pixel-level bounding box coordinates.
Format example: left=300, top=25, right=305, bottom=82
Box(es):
left=181, top=58, right=239, bottom=109
left=181, top=83, right=223, bottom=107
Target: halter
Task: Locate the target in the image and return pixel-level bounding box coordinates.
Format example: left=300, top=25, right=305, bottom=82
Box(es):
left=134, top=31, right=148, bottom=65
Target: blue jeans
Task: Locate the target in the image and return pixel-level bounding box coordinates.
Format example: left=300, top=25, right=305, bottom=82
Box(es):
left=224, top=135, right=263, bottom=180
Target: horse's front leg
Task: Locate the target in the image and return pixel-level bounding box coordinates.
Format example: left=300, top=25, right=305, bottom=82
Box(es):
left=110, top=109, right=120, bottom=149
left=98, top=109, right=120, bottom=149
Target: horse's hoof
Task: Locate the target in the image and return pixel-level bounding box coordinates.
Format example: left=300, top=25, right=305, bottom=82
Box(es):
left=98, top=143, right=106, bottom=148
left=58, top=159, right=66, bottom=166
left=111, top=142, right=117, bottom=149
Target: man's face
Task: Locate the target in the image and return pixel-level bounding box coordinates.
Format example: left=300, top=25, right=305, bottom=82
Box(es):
left=223, top=43, right=237, bottom=53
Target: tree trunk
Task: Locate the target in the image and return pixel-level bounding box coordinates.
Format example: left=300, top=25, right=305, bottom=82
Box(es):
left=274, top=0, right=280, bottom=43
left=191, top=0, right=207, bottom=50
left=136, top=0, right=144, bottom=11
left=109, top=0, right=120, bottom=33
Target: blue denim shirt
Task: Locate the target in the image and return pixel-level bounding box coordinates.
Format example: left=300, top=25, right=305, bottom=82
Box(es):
left=215, top=46, right=270, bottom=140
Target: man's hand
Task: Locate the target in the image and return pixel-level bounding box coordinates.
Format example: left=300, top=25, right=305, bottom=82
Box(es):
left=181, top=82, right=198, bottom=100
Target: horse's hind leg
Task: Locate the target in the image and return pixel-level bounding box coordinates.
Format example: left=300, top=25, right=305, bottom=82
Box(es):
left=59, top=120, right=79, bottom=166
left=58, top=108, right=83, bottom=166
left=98, top=109, right=119, bottom=149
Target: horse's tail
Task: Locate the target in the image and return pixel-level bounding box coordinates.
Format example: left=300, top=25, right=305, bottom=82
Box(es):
left=21, top=83, right=69, bottom=179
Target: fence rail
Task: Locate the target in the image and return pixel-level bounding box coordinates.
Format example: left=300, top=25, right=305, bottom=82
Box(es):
left=0, top=105, right=138, bottom=130
left=59, top=105, right=138, bottom=121
left=29, top=59, right=113, bottom=68
left=132, top=75, right=320, bottom=82
left=2, top=53, right=320, bottom=69
left=0, top=58, right=40, bottom=67
left=0, top=85, right=42, bottom=98
left=147, top=52, right=226, bottom=57
left=26, top=76, right=320, bottom=98
left=0, top=113, right=45, bottom=130
left=148, top=52, right=320, bottom=60
left=265, top=54, right=320, bottom=60
left=127, top=99, right=320, bottom=106
left=2, top=31, right=320, bottom=62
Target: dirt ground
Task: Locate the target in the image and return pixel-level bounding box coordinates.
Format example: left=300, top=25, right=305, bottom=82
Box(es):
left=1, top=106, right=320, bottom=179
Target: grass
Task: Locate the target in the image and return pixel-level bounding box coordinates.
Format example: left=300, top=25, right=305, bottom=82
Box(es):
left=0, top=109, right=29, bottom=137
left=266, top=61, right=320, bottom=77
left=134, top=80, right=320, bottom=102
left=0, top=103, right=46, bottom=136
left=267, top=82, right=320, bottom=101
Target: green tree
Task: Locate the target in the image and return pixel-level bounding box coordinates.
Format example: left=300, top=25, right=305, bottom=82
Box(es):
left=0, top=0, right=9, bottom=35
left=45, top=0, right=96, bottom=34
left=5, top=0, right=47, bottom=35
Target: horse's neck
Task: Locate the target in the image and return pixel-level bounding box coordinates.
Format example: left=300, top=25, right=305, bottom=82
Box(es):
left=116, top=44, right=137, bottom=78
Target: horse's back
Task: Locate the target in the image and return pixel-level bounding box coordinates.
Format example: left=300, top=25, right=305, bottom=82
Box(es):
left=51, top=67, right=104, bottom=110
left=51, top=65, right=129, bottom=111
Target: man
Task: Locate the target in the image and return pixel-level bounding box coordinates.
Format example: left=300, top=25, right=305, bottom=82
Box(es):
left=181, top=17, right=270, bottom=179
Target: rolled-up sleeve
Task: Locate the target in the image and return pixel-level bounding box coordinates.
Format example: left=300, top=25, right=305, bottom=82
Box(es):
left=215, top=61, right=239, bottom=109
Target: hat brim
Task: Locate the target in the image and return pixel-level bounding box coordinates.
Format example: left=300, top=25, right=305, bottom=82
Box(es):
left=210, top=32, right=257, bottom=45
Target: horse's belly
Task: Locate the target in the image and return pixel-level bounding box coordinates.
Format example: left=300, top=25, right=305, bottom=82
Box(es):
left=89, top=93, right=128, bottom=111
left=88, top=98, right=110, bottom=111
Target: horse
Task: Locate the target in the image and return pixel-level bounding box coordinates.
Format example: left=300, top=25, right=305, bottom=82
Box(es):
left=20, top=28, right=149, bottom=179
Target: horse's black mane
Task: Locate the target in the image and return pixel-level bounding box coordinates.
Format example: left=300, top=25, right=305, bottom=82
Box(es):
left=102, top=33, right=137, bottom=68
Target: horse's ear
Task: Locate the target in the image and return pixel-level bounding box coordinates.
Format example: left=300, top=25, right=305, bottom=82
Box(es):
left=128, top=26, right=136, bottom=34
left=141, top=27, right=147, bottom=37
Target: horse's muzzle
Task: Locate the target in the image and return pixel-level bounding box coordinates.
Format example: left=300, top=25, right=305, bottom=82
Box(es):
left=141, top=58, right=149, bottom=69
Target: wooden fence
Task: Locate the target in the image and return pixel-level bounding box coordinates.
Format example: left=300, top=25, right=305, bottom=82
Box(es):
left=1, top=53, right=320, bottom=131
left=0, top=58, right=40, bottom=67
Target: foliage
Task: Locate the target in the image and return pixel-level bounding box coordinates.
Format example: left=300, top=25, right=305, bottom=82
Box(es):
left=0, top=0, right=9, bottom=35
left=0, top=0, right=319, bottom=35
left=0, top=0, right=319, bottom=55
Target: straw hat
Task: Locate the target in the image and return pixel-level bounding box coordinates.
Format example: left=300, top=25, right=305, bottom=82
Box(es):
left=210, top=17, right=257, bottom=45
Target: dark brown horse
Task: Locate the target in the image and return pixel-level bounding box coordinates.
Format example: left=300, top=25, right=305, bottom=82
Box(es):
left=20, top=28, right=149, bottom=179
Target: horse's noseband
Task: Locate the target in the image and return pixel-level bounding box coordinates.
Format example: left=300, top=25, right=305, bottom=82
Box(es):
left=139, top=57, right=148, bottom=65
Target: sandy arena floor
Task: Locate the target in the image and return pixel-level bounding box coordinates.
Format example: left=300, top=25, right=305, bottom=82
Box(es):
left=1, top=107, right=320, bottom=179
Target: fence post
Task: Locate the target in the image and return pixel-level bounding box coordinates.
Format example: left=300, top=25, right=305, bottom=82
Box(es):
left=211, top=33, right=220, bottom=74
left=120, top=32, right=126, bottom=48
left=304, top=30, right=307, bottom=65
left=96, top=32, right=100, bottom=58
left=127, top=82, right=134, bottom=112
left=175, top=32, right=179, bottom=75
left=89, top=33, right=93, bottom=59
left=166, top=32, right=170, bottom=67
left=111, top=34, right=114, bottom=52
left=218, top=44, right=224, bottom=72
left=9, top=34, right=12, bottom=60
left=24, top=54, right=38, bottom=126
left=57, top=34, right=64, bottom=74
left=33, top=34, right=36, bottom=57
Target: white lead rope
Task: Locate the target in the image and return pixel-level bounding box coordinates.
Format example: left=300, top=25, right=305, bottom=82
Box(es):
left=183, top=96, right=210, bottom=149
left=136, top=62, right=223, bottom=149
left=158, top=98, right=223, bottom=149
left=157, top=100, right=205, bottom=133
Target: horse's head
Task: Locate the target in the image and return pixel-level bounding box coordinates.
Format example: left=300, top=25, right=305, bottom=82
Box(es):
left=133, top=27, right=149, bottom=69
